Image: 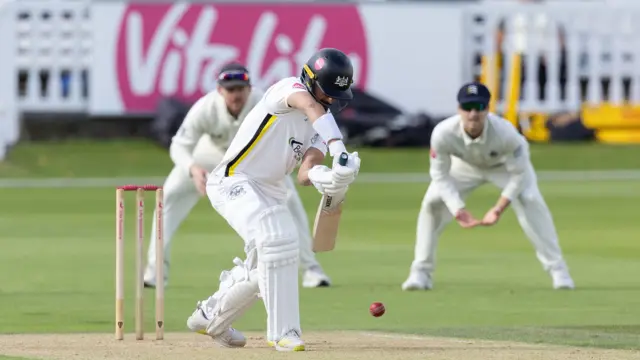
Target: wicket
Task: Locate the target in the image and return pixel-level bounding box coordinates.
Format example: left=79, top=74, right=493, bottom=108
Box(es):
left=115, top=184, right=164, bottom=341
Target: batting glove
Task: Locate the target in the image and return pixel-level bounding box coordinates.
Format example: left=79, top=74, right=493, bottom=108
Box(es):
left=308, top=165, right=333, bottom=195
left=331, top=152, right=361, bottom=185
left=323, top=183, right=350, bottom=197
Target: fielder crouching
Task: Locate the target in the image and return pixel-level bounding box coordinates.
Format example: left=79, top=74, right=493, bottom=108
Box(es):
left=402, top=82, right=575, bottom=291
left=185, top=48, right=361, bottom=351
left=143, top=63, right=332, bottom=289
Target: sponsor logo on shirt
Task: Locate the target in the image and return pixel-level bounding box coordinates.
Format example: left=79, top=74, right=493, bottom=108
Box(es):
left=289, top=137, right=304, bottom=161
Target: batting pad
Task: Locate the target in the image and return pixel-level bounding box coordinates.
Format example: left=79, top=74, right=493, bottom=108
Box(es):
left=256, top=205, right=301, bottom=342
left=205, top=248, right=260, bottom=336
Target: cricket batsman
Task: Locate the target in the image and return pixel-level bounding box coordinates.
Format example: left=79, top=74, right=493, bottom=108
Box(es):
left=143, top=63, right=332, bottom=289
left=185, top=48, right=361, bottom=351
left=402, top=82, right=575, bottom=291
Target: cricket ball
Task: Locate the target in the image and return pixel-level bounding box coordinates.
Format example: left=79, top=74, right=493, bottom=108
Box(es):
left=369, top=302, right=385, bottom=317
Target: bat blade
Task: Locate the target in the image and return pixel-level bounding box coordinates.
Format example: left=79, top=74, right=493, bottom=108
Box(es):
left=312, top=196, right=343, bottom=252
left=312, top=152, right=350, bottom=252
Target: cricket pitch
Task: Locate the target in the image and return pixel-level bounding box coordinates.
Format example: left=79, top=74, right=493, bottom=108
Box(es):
left=1, top=332, right=639, bottom=360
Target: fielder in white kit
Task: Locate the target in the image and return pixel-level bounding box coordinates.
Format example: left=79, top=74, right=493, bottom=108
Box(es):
left=186, top=48, right=361, bottom=351
left=143, top=63, right=331, bottom=289
left=402, top=82, right=575, bottom=291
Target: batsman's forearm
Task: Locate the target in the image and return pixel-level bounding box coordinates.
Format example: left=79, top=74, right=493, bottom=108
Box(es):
left=297, top=166, right=313, bottom=186
left=311, top=114, right=345, bottom=157
left=298, top=148, right=326, bottom=185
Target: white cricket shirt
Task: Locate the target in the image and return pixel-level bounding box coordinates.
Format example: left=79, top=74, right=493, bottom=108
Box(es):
left=212, top=77, right=328, bottom=199
left=169, top=87, right=264, bottom=175
left=429, top=113, right=529, bottom=215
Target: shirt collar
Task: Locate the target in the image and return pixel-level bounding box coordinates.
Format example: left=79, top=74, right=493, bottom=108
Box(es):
left=460, top=115, right=490, bottom=145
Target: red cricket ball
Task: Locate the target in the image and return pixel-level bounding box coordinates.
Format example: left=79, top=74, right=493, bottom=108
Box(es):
left=369, top=302, right=385, bottom=317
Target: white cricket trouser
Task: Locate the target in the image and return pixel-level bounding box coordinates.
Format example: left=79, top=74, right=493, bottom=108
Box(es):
left=205, top=173, right=301, bottom=341
left=411, top=157, right=569, bottom=274
left=146, top=136, right=321, bottom=277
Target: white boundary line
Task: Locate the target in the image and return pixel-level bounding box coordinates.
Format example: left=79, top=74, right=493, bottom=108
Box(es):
left=0, top=170, right=638, bottom=188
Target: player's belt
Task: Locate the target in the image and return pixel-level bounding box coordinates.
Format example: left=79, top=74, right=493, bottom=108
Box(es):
left=224, top=113, right=278, bottom=177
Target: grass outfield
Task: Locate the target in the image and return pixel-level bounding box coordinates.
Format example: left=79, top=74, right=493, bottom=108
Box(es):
left=1, top=140, right=640, bottom=178
left=0, top=141, right=639, bottom=359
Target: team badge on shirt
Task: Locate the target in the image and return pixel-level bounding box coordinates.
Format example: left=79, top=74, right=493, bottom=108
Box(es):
left=228, top=184, right=246, bottom=200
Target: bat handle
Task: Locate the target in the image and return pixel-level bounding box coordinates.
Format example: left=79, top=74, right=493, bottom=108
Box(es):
left=323, top=152, right=349, bottom=206
left=338, top=152, right=348, bottom=166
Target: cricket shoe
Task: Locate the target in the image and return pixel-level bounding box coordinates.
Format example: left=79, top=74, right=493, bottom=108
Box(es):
left=186, top=301, right=247, bottom=348
left=302, top=266, right=331, bottom=288
left=401, top=270, right=433, bottom=291
left=274, top=329, right=305, bottom=352
left=143, top=264, right=168, bottom=288
left=550, top=269, right=575, bottom=290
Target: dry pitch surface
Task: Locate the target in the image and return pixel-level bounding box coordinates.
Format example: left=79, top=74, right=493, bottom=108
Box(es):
left=1, top=332, right=640, bottom=360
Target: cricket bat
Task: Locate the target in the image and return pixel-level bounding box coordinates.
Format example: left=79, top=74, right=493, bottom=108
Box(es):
left=312, top=152, right=349, bottom=252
